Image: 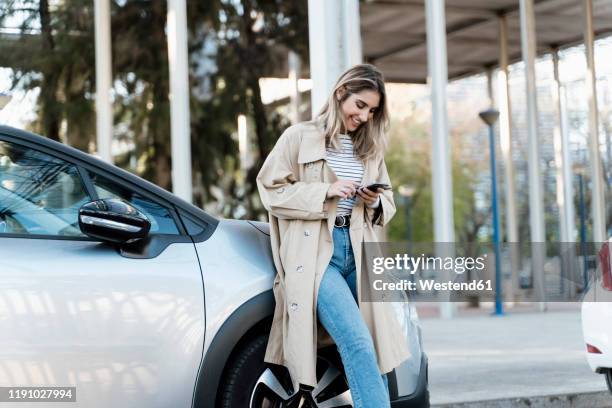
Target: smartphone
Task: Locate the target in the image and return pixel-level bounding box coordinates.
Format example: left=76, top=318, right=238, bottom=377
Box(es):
left=362, top=183, right=391, bottom=192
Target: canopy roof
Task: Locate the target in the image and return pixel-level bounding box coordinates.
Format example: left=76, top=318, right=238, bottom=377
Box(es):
left=361, top=0, right=612, bottom=83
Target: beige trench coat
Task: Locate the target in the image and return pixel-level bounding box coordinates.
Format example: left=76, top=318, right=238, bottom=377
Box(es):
left=256, top=120, right=411, bottom=390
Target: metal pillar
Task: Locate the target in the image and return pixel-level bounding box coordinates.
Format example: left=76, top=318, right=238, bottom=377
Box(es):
left=342, top=0, right=363, bottom=68
left=551, top=49, right=575, bottom=244
left=485, top=71, right=506, bottom=312
left=560, top=87, right=574, bottom=240
left=308, top=0, right=362, bottom=117
left=94, top=0, right=112, bottom=162
left=490, top=119, right=503, bottom=315
left=578, top=172, right=589, bottom=288
left=426, top=0, right=455, bottom=319
left=498, top=14, right=519, bottom=301
left=583, top=0, right=606, bottom=243
left=519, top=0, right=546, bottom=310
left=552, top=48, right=576, bottom=297
left=288, top=51, right=301, bottom=125
left=308, top=0, right=342, bottom=117
left=486, top=69, right=495, bottom=107
left=480, top=109, right=503, bottom=315
left=167, top=0, right=192, bottom=202
left=605, top=85, right=612, bottom=190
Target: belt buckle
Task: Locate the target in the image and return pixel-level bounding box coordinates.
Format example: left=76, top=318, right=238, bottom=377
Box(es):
left=334, top=216, right=342, bottom=227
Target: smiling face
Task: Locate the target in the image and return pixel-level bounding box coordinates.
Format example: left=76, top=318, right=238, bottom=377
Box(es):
left=336, top=88, right=381, bottom=133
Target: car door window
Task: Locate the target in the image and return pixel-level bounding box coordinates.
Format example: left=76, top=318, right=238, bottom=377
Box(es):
left=0, top=140, right=89, bottom=236
left=88, top=172, right=179, bottom=235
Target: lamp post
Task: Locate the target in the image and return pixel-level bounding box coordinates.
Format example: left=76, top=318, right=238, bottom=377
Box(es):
left=479, top=108, right=503, bottom=316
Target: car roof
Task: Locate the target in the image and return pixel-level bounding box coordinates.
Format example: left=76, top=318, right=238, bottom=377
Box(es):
left=0, top=125, right=219, bottom=228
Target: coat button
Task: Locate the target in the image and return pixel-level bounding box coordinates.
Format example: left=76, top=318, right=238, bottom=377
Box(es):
left=304, top=230, right=310, bottom=237
left=296, top=265, right=304, bottom=273
left=290, top=302, right=298, bottom=311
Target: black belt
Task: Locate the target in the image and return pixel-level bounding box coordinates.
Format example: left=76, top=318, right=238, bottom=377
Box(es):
left=334, top=214, right=351, bottom=227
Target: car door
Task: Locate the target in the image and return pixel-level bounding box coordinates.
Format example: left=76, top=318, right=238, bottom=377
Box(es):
left=0, top=137, right=205, bottom=408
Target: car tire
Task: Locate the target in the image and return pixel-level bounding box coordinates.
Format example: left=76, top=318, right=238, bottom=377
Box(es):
left=605, top=369, right=612, bottom=394
left=217, top=334, right=271, bottom=408
left=420, top=389, right=431, bottom=408
left=217, top=333, right=354, bottom=408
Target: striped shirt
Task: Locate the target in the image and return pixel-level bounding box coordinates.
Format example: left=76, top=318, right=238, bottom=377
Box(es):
left=325, top=134, right=364, bottom=216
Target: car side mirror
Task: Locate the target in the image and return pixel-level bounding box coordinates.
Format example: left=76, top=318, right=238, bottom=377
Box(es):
left=78, top=198, right=151, bottom=244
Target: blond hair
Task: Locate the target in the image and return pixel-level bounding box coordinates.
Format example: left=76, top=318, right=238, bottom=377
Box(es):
left=316, top=64, right=389, bottom=161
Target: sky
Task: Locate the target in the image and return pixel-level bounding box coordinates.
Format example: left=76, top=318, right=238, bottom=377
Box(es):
left=0, top=68, right=38, bottom=128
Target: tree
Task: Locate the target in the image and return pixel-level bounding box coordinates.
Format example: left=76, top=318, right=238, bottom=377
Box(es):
left=0, top=0, right=96, bottom=149
left=384, top=94, right=490, bottom=251
left=190, top=0, right=308, bottom=217
left=0, top=0, right=309, bottom=220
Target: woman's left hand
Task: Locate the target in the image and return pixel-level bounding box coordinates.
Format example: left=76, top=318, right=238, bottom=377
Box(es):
left=356, top=186, right=382, bottom=206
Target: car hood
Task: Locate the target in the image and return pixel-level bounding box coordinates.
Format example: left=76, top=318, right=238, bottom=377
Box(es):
left=247, top=220, right=270, bottom=236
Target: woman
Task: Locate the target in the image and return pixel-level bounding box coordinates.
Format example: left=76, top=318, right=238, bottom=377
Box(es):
left=257, top=64, right=410, bottom=407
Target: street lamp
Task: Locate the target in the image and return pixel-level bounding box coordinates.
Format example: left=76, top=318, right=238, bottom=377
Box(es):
left=0, top=93, right=11, bottom=111
left=479, top=108, right=503, bottom=316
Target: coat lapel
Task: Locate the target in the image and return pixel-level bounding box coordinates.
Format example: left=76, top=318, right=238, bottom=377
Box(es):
left=297, top=121, right=326, bottom=164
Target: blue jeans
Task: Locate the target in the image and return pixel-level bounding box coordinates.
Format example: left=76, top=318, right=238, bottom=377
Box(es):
left=317, top=225, right=391, bottom=408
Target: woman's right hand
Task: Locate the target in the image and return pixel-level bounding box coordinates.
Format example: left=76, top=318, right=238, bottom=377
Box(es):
left=326, top=180, right=361, bottom=200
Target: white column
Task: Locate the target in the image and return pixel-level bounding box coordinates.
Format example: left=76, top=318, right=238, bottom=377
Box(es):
left=560, top=87, right=574, bottom=242
left=486, top=69, right=494, bottom=107
left=94, top=0, right=112, bottom=162
left=167, top=0, right=192, bottom=202
left=308, top=0, right=362, bottom=117
left=551, top=49, right=575, bottom=243
left=342, top=0, right=363, bottom=67
left=288, top=51, right=301, bottom=125
left=426, top=0, right=455, bottom=319
left=519, top=0, right=546, bottom=310
left=583, top=0, right=606, bottom=243
left=498, top=14, right=519, bottom=300
left=552, top=48, right=577, bottom=297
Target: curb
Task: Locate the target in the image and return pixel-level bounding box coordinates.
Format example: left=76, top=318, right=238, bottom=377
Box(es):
left=432, top=391, right=611, bottom=408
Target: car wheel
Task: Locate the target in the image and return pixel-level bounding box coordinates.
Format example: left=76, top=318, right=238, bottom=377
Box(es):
left=606, top=369, right=612, bottom=394
left=420, top=389, right=431, bottom=408
left=218, top=333, right=354, bottom=407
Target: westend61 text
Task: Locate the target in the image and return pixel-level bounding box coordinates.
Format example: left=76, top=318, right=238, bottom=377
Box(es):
left=373, top=279, right=493, bottom=292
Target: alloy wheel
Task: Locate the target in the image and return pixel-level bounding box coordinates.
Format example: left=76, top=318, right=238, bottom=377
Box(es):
left=249, top=356, right=353, bottom=407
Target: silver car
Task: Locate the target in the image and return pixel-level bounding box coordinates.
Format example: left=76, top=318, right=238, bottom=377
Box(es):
left=0, top=125, right=429, bottom=407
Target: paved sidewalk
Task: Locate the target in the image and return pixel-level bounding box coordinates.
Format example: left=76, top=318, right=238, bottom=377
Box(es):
left=417, top=304, right=609, bottom=406
left=433, top=391, right=611, bottom=408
